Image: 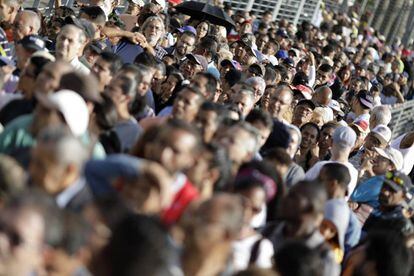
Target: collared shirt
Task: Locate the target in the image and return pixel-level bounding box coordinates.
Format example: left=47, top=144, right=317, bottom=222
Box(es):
left=70, top=57, right=90, bottom=74
left=56, top=178, right=86, bottom=208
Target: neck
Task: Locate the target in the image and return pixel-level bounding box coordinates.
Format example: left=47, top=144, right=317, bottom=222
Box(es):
left=331, top=147, right=350, bottom=163
left=117, top=107, right=131, bottom=121
left=182, top=245, right=230, bottom=276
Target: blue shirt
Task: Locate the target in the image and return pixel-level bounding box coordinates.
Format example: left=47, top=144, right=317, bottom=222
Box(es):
left=350, top=175, right=384, bottom=209
left=109, top=39, right=144, bottom=64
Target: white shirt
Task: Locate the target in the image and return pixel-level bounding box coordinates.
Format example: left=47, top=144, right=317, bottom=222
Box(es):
left=56, top=178, right=86, bottom=208
left=232, top=234, right=274, bottom=272
left=70, top=57, right=90, bottom=75
left=391, top=134, right=414, bottom=175
left=305, top=160, right=358, bottom=197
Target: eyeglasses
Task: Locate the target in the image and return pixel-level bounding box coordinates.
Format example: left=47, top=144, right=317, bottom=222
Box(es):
left=385, top=171, right=404, bottom=186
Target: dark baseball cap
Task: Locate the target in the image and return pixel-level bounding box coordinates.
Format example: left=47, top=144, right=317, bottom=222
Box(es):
left=276, top=29, right=289, bottom=38
left=383, top=171, right=413, bottom=192
left=185, top=54, right=208, bottom=71
left=65, top=16, right=95, bottom=40
left=87, top=40, right=107, bottom=54
left=357, top=90, right=374, bottom=109
left=17, top=35, right=46, bottom=52
left=296, top=99, right=316, bottom=110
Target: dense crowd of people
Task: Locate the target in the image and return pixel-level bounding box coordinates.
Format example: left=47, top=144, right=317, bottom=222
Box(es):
left=0, top=0, right=414, bottom=275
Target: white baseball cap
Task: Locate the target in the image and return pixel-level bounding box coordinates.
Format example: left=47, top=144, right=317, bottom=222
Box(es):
left=375, top=147, right=404, bottom=171
left=36, top=90, right=89, bottom=137
left=370, top=124, right=392, bottom=145
left=153, top=0, right=166, bottom=9
left=130, top=0, right=145, bottom=6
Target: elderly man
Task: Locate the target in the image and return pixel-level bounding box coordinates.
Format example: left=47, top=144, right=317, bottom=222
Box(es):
left=55, top=24, right=89, bottom=74
left=29, top=126, right=91, bottom=212
left=246, top=76, right=266, bottom=104
left=230, top=84, right=255, bottom=118
left=266, top=84, right=293, bottom=123
left=369, top=105, right=392, bottom=130
left=12, top=10, right=40, bottom=41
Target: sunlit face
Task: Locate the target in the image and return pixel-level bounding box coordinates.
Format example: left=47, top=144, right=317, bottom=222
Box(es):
left=176, top=33, right=196, bottom=56
left=56, top=25, right=84, bottom=61
left=144, top=19, right=163, bottom=46
left=172, top=89, right=202, bottom=123
left=197, top=22, right=209, bottom=38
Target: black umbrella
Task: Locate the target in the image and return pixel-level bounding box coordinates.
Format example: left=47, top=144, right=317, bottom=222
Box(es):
left=175, top=1, right=235, bottom=33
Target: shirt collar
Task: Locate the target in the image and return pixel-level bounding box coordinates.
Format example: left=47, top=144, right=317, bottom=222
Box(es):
left=56, top=177, right=86, bottom=208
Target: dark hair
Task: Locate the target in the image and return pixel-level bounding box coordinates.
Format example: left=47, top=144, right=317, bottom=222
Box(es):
left=300, top=122, right=320, bottom=140
left=322, top=44, right=335, bottom=57
left=98, top=214, right=174, bottom=276
left=100, top=51, right=123, bottom=75
left=245, top=108, right=273, bottom=131
left=30, top=56, right=51, bottom=78
left=93, top=93, right=118, bottom=131
left=47, top=211, right=92, bottom=256
left=263, top=147, right=292, bottom=167
left=264, top=66, right=277, bottom=82
left=205, top=143, right=232, bottom=192
left=319, top=163, right=350, bottom=191
left=292, top=71, right=309, bottom=86
left=318, top=63, right=333, bottom=73
left=134, top=50, right=159, bottom=68
left=225, top=69, right=244, bottom=87
left=284, top=180, right=327, bottom=215
left=197, top=36, right=218, bottom=58
left=275, top=241, right=324, bottom=276
left=360, top=231, right=413, bottom=276
left=321, top=121, right=340, bottom=132
left=237, top=161, right=284, bottom=220
left=79, top=6, right=106, bottom=25
left=59, top=71, right=99, bottom=102
left=261, top=121, right=291, bottom=152
left=117, top=75, right=137, bottom=98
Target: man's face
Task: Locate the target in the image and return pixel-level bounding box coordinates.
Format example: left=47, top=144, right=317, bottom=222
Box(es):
left=250, top=121, right=271, bottom=148
left=319, top=126, right=335, bottom=150
left=104, top=77, right=127, bottom=107
left=176, top=34, right=196, bottom=56
left=137, top=70, right=154, bottom=96
left=231, top=92, right=254, bottom=118
left=56, top=26, right=83, bottom=61
left=151, top=129, right=197, bottom=174
left=378, top=183, right=404, bottom=208
left=252, top=83, right=264, bottom=103
left=0, top=2, right=14, bottom=22
left=217, top=127, right=256, bottom=165
left=35, top=63, right=71, bottom=94
left=372, top=155, right=393, bottom=176
left=151, top=68, right=166, bottom=93
left=316, top=69, right=331, bottom=85
left=144, top=20, right=163, bottom=46
left=364, top=134, right=383, bottom=151
left=195, top=109, right=219, bottom=143
left=179, top=58, right=203, bottom=80
left=17, top=62, right=36, bottom=95
left=92, top=57, right=112, bottom=91
left=292, top=104, right=313, bottom=126
left=301, top=125, right=318, bottom=149
left=262, top=42, right=277, bottom=56
left=191, top=75, right=208, bottom=98
left=29, top=143, right=68, bottom=194
left=172, top=89, right=202, bottom=123
left=13, top=13, right=32, bottom=41
left=268, top=89, right=292, bottom=119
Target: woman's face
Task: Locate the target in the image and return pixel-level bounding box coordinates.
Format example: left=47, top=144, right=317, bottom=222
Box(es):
left=197, top=22, right=209, bottom=39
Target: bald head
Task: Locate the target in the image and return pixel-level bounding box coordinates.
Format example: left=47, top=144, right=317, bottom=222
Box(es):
left=313, top=86, right=332, bottom=106
left=13, top=10, right=41, bottom=41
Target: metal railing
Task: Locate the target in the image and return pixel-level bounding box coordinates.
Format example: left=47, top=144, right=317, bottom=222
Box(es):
left=389, top=100, right=414, bottom=139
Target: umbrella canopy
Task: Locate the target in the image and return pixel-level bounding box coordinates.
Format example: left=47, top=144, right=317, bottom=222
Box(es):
left=175, top=1, right=235, bottom=33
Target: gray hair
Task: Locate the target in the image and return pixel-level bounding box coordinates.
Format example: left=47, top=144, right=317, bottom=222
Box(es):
left=246, top=77, right=266, bottom=94
left=140, top=16, right=165, bottom=37
left=18, top=10, right=41, bottom=34
left=371, top=105, right=392, bottom=126
left=37, top=127, right=88, bottom=168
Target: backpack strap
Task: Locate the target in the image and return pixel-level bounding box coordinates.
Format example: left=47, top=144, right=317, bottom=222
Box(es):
left=249, top=237, right=264, bottom=265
